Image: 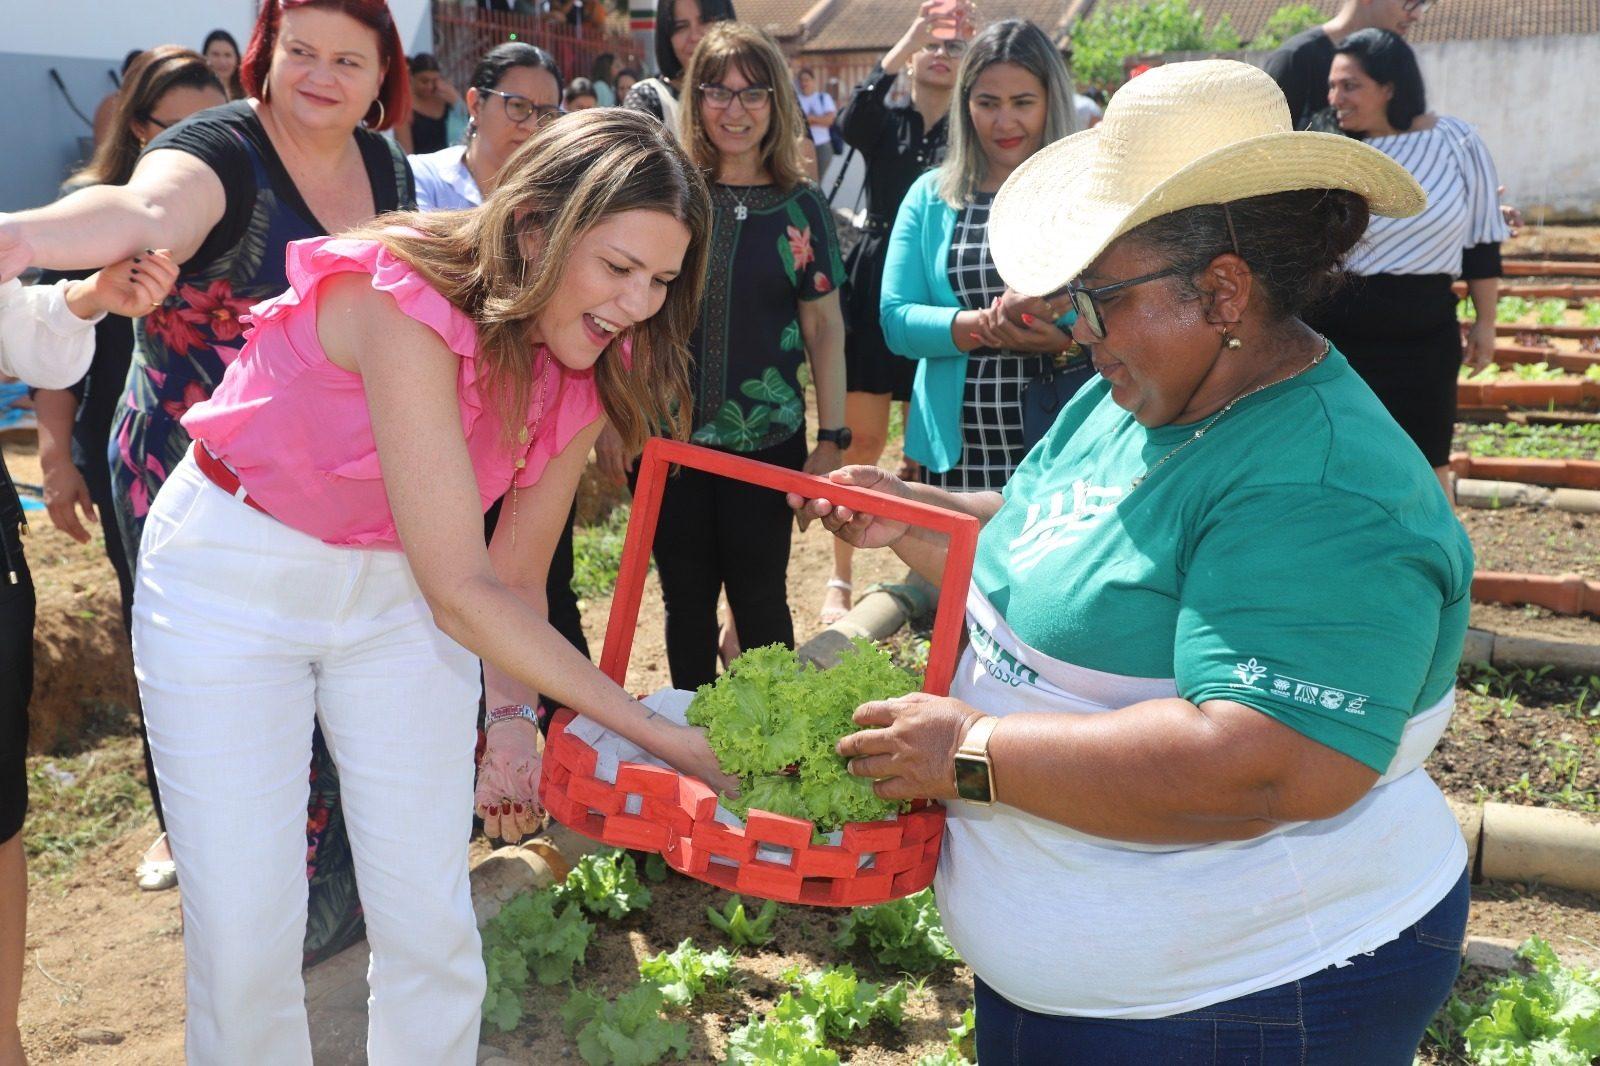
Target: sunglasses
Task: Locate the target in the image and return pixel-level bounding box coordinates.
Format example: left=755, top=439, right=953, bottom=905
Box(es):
left=482, top=88, right=563, bottom=127
left=920, top=39, right=967, bottom=57
left=699, top=83, right=773, bottom=110
left=1402, top=0, right=1433, bottom=11
left=1050, top=268, right=1186, bottom=340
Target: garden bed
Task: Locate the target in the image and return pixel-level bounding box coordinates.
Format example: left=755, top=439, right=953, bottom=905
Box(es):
left=480, top=864, right=972, bottom=1064
left=1456, top=505, right=1597, bottom=581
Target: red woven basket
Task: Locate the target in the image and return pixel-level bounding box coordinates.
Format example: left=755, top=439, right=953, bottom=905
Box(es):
left=538, top=439, right=979, bottom=906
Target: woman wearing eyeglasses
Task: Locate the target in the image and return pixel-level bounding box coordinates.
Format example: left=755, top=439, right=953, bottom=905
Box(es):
left=792, top=61, right=1471, bottom=1065
left=881, top=19, right=1078, bottom=493
left=646, top=22, right=847, bottom=689
left=0, top=0, right=415, bottom=967
left=410, top=43, right=564, bottom=211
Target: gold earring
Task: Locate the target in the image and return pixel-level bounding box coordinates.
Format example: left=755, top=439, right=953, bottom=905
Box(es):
left=1222, top=327, right=1242, bottom=350
left=363, top=98, right=386, bottom=129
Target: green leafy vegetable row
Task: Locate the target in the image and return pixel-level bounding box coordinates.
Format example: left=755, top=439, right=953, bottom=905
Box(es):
left=1428, top=937, right=1600, bottom=1065
left=686, top=640, right=920, bottom=832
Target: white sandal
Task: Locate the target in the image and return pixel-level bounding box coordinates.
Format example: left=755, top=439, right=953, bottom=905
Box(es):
left=136, top=833, right=178, bottom=892
left=819, top=578, right=853, bottom=625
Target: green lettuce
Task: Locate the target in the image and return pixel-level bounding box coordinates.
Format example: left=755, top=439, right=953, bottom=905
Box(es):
left=686, top=640, right=919, bottom=832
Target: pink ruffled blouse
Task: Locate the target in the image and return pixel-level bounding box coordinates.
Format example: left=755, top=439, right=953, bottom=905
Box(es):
left=182, top=235, right=604, bottom=549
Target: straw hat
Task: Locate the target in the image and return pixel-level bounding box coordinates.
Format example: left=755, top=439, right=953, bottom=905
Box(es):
left=988, top=59, right=1426, bottom=297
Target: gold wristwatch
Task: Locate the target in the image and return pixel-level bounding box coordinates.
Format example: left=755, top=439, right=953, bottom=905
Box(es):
left=952, top=715, right=1000, bottom=805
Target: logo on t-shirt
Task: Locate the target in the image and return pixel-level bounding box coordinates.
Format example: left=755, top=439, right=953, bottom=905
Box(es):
left=1008, top=480, right=1123, bottom=574
left=1232, top=659, right=1370, bottom=716
left=969, top=620, right=1040, bottom=689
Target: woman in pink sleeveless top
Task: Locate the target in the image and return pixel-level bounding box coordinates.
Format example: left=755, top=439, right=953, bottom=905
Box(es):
left=131, top=109, right=731, bottom=1064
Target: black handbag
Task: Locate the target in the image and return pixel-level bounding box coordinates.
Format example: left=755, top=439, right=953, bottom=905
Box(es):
left=1022, top=348, right=1095, bottom=449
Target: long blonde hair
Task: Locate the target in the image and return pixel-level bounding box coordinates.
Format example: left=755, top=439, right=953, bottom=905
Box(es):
left=938, top=19, right=1078, bottom=209
left=352, top=108, right=711, bottom=452
left=678, top=22, right=806, bottom=190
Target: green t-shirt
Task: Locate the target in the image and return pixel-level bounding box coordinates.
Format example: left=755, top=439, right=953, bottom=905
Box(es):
left=972, top=349, right=1473, bottom=773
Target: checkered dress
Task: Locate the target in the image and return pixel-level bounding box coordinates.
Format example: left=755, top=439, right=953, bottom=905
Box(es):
left=925, top=192, right=1051, bottom=493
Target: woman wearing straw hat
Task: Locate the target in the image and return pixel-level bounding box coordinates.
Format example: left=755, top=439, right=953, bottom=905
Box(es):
left=791, top=60, right=1471, bottom=1063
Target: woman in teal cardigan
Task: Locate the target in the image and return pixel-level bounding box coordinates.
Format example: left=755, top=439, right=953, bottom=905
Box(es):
left=880, top=19, right=1078, bottom=489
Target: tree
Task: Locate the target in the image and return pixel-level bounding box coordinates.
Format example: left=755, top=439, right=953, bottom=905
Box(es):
left=1251, top=4, right=1326, bottom=50
left=1069, top=0, right=1247, bottom=90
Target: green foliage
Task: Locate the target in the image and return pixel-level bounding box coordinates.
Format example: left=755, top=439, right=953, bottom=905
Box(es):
left=1510, top=361, right=1569, bottom=381
left=25, top=740, right=153, bottom=880
left=833, top=889, right=961, bottom=973
left=480, top=889, right=595, bottom=1030
left=706, top=894, right=780, bottom=948
left=1455, top=421, right=1600, bottom=461
left=1437, top=937, right=1600, bottom=1065
left=722, top=1018, right=842, bottom=1064
left=572, top=504, right=633, bottom=600
left=1070, top=0, right=1239, bottom=89
left=556, top=848, right=653, bottom=919
left=685, top=640, right=920, bottom=831
left=1536, top=298, right=1569, bottom=327
left=1499, top=295, right=1534, bottom=322
left=643, top=851, right=669, bottom=883
left=1250, top=3, right=1324, bottom=49
left=1458, top=298, right=1478, bottom=322
left=561, top=983, right=690, bottom=1066
left=638, top=939, right=736, bottom=1008
left=1586, top=363, right=1600, bottom=384
left=1460, top=362, right=1502, bottom=383
left=773, top=963, right=909, bottom=1044
left=1582, top=300, right=1600, bottom=327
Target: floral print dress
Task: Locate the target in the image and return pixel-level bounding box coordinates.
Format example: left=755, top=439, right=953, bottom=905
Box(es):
left=113, top=100, right=412, bottom=965
left=687, top=182, right=845, bottom=452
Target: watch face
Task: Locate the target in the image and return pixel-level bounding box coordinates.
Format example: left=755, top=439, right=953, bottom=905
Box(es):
left=953, top=755, right=992, bottom=803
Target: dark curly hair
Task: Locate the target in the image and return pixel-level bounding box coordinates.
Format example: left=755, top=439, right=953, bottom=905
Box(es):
left=1125, top=190, right=1371, bottom=319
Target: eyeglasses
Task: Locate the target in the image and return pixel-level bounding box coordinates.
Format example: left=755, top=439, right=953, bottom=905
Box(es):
left=698, top=83, right=773, bottom=110
left=1402, top=0, right=1433, bottom=11
left=1050, top=268, right=1185, bottom=340
left=920, top=39, right=967, bottom=57
left=144, top=115, right=178, bottom=130
left=483, top=88, right=563, bottom=127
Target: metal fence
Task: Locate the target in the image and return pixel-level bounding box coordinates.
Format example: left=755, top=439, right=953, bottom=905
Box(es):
left=431, top=4, right=646, bottom=91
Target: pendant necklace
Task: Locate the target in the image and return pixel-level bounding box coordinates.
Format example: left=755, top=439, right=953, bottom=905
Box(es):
left=1127, top=338, right=1330, bottom=494
left=727, top=184, right=755, bottom=221
left=509, top=350, right=554, bottom=550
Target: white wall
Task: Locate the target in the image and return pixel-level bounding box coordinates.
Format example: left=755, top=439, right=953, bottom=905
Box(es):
left=0, top=0, right=434, bottom=211
left=1412, top=35, right=1599, bottom=221
left=1, top=0, right=431, bottom=60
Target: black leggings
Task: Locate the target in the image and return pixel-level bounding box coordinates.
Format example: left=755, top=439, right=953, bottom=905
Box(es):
left=0, top=553, right=34, bottom=843
left=650, top=434, right=806, bottom=690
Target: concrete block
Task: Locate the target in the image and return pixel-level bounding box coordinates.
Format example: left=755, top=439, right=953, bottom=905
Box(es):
left=1448, top=798, right=1485, bottom=873
left=1481, top=802, right=1600, bottom=894
left=1552, top=487, right=1600, bottom=514
left=1464, top=936, right=1521, bottom=971
left=1456, top=479, right=1552, bottom=509
left=1461, top=628, right=1495, bottom=665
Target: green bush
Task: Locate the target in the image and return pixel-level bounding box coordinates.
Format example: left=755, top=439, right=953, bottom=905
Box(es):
left=1250, top=4, right=1324, bottom=49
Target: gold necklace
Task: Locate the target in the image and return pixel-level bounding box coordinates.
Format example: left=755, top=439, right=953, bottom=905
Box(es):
left=509, top=350, right=553, bottom=550
left=1127, top=338, right=1330, bottom=494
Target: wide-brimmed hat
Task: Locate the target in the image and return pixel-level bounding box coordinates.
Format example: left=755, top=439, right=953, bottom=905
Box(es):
left=988, top=60, right=1426, bottom=297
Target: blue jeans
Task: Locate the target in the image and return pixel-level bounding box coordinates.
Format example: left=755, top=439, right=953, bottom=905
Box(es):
left=975, top=868, right=1468, bottom=1065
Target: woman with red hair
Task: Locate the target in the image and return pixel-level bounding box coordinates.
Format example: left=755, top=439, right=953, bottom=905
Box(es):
left=0, top=0, right=414, bottom=966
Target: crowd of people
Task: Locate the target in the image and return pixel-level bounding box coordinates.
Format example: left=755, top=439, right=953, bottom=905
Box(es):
left=0, top=0, right=1515, bottom=1062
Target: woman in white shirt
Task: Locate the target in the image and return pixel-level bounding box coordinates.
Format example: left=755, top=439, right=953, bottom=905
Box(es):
left=1308, top=28, right=1508, bottom=493
left=409, top=43, right=563, bottom=212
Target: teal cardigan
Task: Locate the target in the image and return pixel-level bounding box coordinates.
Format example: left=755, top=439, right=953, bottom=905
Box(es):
left=879, top=170, right=965, bottom=473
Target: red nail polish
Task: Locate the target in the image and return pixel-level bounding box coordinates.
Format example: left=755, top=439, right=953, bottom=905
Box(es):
left=512, top=803, right=523, bottom=813
left=1021, top=313, right=1035, bottom=326
left=487, top=804, right=499, bottom=816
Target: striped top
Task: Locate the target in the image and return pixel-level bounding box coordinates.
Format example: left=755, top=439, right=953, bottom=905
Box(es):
left=1345, top=115, right=1509, bottom=277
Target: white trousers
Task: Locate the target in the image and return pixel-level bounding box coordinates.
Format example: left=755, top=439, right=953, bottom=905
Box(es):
left=133, top=454, right=485, bottom=1065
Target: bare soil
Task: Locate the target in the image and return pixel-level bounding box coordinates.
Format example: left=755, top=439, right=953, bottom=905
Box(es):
left=1457, top=504, right=1599, bottom=581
